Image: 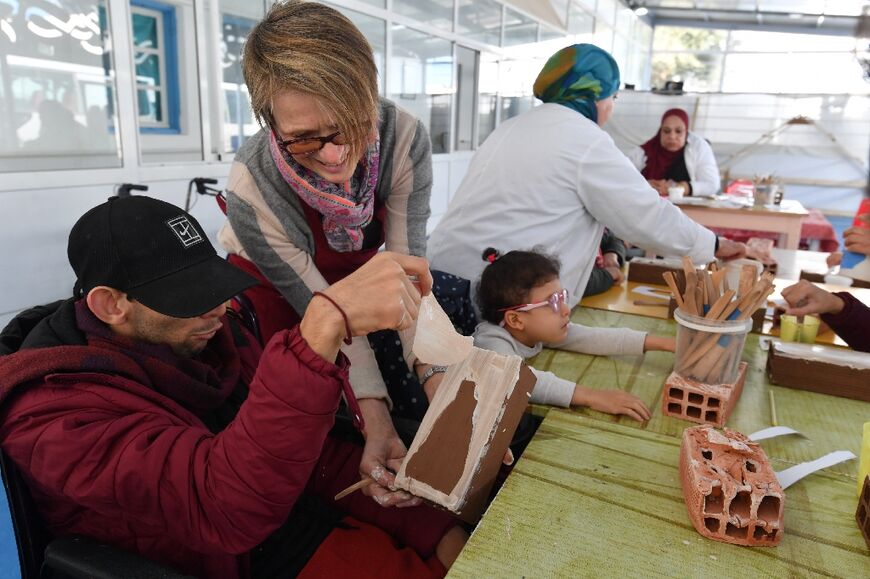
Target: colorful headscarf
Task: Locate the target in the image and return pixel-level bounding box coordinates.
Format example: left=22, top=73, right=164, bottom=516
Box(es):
left=533, top=44, right=621, bottom=123
left=269, top=132, right=380, bottom=253
left=640, top=108, right=690, bottom=180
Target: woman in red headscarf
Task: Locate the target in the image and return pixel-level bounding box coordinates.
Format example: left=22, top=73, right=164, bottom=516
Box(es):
left=628, top=108, right=721, bottom=198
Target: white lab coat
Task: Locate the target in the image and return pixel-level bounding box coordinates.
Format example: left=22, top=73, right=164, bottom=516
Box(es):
left=427, top=103, right=716, bottom=308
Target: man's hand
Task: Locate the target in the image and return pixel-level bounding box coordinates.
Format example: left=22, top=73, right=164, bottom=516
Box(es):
left=826, top=252, right=842, bottom=268
left=358, top=398, right=421, bottom=508
left=714, top=237, right=746, bottom=261
left=300, top=252, right=433, bottom=361
left=329, top=252, right=433, bottom=336
left=571, top=386, right=651, bottom=422
left=843, top=218, right=870, bottom=256
left=602, top=252, right=624, bottom=284
left=781, top=279, right=844, bottom=317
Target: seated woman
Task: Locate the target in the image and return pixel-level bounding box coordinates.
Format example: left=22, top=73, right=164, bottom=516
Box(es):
left=428, top=44, right=743, bottom=311
left=217, top=1, right=451, bottom=509
left=628, top=108, right=720, bottom=198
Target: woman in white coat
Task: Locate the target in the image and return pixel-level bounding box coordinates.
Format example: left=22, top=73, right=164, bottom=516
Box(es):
left=628, top=108, right=720, bottom=198
left=427, top=44, right=744, bottom=308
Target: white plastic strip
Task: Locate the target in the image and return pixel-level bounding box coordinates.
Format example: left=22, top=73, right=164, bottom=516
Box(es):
left=775, top=450, right=857, bottom=490
left=748, top=426, right=802, bottom=442
left=631, top=285, right=671, bottom=301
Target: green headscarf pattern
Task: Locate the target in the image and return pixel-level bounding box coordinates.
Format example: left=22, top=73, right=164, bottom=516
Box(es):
left=533, top=44, right=621, bottom=123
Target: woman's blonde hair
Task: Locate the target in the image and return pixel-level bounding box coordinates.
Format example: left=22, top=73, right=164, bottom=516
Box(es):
left=243, top=1, right=379, bottom=162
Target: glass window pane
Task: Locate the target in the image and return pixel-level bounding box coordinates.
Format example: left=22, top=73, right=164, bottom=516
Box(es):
left=651, top=52, right=724, bottom=92
left=593, top=23, right=613, bottom=52
left=477, top=53, right=498, bottom=146
left=539, top=25, right=564, bottom=43
left=217, top=1, right=263, bottom=154
left=393, top=0, right=455, bottom=31
left=596, top=0, right=617, bottom=25
left=132, top=12, right=158, bottom=49
left=568, top=4, right=594, bottom=40
left=653, top=26, right=727, bottom=52
left=327, top=5, right=385, bottom=94
left=137, top=88, right=163, bottom=123
left=0, top=0, right=121, bottom=171
left=504, top=8, right=537, bottom=47
left=500, top=95, right=534, bottom=121
left=136, top=2, right=201, bottom=162
left=135, top=53, right=161, bottom=86
left=457, top=0, right=502, bottom=46
left=389, top=26, right=453, bottom=154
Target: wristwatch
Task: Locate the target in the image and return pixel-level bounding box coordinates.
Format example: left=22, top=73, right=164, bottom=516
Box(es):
left=419, top=365, right=448, bottom=387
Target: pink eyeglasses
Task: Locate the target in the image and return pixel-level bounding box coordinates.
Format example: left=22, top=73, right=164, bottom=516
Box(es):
left=498, top=289, right=569, bottom=323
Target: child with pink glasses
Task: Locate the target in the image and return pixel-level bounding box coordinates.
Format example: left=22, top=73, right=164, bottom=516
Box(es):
left=473, top=248, right=675, bottom=421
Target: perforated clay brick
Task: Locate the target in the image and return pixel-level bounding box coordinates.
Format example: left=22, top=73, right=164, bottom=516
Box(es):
left=662, top=362, right=747, bottom=427
left=680, top=425, right=783, bottom=547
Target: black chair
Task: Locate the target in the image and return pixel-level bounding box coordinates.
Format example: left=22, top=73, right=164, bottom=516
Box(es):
left=0, top=449, right=190, bottom=578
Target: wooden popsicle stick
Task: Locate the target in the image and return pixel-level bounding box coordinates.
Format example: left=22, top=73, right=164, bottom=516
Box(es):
left=705, top=290, right=735, bottom=320
left=334, top=478, right=373, bottom=501
left=662, top=272, right=685, bottom=308
left=633, top=299, right=669, bottom=307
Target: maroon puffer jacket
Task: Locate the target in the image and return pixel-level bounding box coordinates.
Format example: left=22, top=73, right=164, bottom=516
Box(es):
left=0, top=300, right=347, bottom=577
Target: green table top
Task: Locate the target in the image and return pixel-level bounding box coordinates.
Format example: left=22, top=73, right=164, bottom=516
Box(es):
left=449, top=413, right=868, bottom=578
left=528, top=308, right=868, bottom=477
left=449, top=308, right=868, bottom=576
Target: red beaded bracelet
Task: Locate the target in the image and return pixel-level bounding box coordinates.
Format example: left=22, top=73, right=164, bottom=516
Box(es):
left=311, top=291, right=353, bottom=345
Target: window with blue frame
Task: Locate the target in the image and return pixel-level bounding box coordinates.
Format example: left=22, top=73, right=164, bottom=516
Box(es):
left=131, top=0, right=179, bottom=133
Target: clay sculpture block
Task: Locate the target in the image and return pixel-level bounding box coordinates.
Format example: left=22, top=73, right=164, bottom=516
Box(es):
left=662, top=362, right=747, bottom=427
left=395, top=349, right=536, bottom=524
left=767, top=341, right=870, bottom=402
left=859, top=476, right=870, bottom=551
left=680, top=425, right=783, bottom=546
left=627, top=258, right=686, bottom=286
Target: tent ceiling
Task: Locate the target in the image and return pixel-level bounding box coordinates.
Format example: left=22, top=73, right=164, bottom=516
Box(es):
left=635, top=1, right=867, bottom=35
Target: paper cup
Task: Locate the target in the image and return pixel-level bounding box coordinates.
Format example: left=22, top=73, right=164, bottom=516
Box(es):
left=779, top=314, right=820, bottom=344
left=668, top=186, right=684, bottom=201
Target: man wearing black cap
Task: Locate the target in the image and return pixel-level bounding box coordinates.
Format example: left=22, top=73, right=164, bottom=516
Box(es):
left=0, top=196, right=464, bottom=577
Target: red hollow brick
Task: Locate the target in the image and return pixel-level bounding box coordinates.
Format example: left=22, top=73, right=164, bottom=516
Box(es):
left=662, top=362, right=747, bottom=427
left=680, top=425, right=783, bottom=547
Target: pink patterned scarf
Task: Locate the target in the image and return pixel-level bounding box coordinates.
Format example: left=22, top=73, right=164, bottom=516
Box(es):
left=269, top=132, right=380, bottom=252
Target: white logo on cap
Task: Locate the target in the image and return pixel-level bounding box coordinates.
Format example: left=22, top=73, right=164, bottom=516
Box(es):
left=166, top=216, right=203, bottom=248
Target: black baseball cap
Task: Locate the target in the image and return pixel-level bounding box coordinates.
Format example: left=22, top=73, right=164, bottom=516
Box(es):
left=68, top=196, right=257, bottom=318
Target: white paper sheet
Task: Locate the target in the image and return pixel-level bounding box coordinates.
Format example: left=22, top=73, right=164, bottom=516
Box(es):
left=775, top=450, right=857, bottom=490
left=748, top=426, right=802, bottom=442
left=411, top=294, right=474, bottom=366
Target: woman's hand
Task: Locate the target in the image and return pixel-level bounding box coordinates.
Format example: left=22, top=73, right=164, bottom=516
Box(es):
left=843, top=218, right=870, bottom=256
left=571, top=386, right=651, bottom=422
left=781, top=279, right=845, bottom=317
left=648, top=179, right=669, bottom=196
left=714, top=238, right=746, bottom=261
left=357, top=398, right=421, bottom=508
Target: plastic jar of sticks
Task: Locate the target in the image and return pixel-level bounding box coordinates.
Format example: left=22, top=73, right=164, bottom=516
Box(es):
left=674, top=309, right=753, bottom=385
